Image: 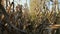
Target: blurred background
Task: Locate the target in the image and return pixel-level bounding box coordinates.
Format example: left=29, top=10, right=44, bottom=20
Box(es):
left=0, top=0, right=60, bottom=34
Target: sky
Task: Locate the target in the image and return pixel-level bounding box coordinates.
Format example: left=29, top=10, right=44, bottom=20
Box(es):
left=46, top=0, right=60, bottom=10
left=9, top=0, right=60, bottom=10
left=10, top=0, right=30, bottom=7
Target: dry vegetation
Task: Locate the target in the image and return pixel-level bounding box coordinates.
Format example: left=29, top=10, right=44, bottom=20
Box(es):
left=0, top=0, right=60, bottom=34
